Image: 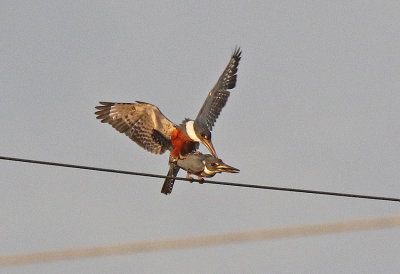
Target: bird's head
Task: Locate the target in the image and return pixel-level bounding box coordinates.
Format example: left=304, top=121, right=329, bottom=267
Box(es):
left=195, top=122, right=217, bottom=158
left=204, top=156, right=240, bottom=175
left=184, top=120, right=217, bottom=158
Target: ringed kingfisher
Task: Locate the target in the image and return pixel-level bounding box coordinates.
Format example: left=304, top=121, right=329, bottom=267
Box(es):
left=169, top=152, right=239, bottom=188
left=95, top=48, right=241, bottom=194
left=178, top=153, right=239, bottom=180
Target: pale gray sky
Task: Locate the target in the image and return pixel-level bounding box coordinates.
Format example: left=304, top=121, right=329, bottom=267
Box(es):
left=1, top=1, right=400, bottom=273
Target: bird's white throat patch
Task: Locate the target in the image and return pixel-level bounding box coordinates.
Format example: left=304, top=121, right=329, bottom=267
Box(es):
left=186, top=121, right=200, bottom=142
left=203, top=161, right=214, bottom=175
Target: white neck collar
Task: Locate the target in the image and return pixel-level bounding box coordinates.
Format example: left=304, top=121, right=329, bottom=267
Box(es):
left=203, top=164, right=214, bottom=175
left=185, top=121, right=200, bottom=142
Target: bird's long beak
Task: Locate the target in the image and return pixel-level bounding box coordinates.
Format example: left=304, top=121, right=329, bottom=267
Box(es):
left=202, top=139, right=218, bottom=158
left=215, top=162, right=240, bottom=173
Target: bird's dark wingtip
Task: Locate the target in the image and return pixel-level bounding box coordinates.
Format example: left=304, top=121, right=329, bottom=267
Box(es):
left=98, top=101, right=112, bottom=106
left=233, top=46, right=242, bottom=59
left=95, top=102, right=113, bottom=118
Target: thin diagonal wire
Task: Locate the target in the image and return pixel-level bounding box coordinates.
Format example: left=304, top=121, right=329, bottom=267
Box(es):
left=1, top=215, right=399, bottom=266
left=1, top=155, right=399, bottom=202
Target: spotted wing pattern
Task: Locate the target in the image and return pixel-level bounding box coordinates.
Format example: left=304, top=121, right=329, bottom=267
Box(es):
left=195, top=47, right=242, bottom=131
left=95, top=101, right=176, bottom=154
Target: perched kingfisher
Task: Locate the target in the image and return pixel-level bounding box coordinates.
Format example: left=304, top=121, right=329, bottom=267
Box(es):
left=161, top=152, right=239, bottom=193
left=95, top=48, right=241, bottom=194
left=178, top=153, right=239, bottom=180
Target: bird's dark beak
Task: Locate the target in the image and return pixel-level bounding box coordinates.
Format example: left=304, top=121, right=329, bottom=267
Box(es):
left=215, top=162, right=240, bottom=173
left=202, top=138, right=218, bottom=158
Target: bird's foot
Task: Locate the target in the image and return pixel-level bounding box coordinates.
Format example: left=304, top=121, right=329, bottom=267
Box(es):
left=169, top=154, right=179, bottom=164
left=197, top=176, right=204, bottom=184
left=186, top=173, right=195, bottom=183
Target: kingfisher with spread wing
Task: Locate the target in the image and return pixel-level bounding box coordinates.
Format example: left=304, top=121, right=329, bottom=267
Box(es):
left=95, top=48, right=242, bottom=194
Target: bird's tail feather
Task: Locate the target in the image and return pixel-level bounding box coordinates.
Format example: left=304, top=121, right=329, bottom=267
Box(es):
left=161, top=162, right=180, bottom=195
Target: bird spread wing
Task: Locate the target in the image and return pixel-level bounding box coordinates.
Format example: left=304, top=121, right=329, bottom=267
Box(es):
left=195, top=47, right=242, bottom=131
left=95, top=101, right=176, bottom=154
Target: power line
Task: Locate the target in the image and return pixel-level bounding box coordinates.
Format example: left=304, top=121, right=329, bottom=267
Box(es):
left=1, top=215, right=399, bottom=266
left=1, top=155, right=399, bottom=202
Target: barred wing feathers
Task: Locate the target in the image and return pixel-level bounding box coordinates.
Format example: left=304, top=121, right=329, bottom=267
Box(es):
left=95, top=101, right=176, bottom=154
left=195, top=47, right=242, bottom=131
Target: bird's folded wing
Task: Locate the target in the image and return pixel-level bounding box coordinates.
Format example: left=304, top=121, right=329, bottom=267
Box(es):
left=95, top=101, right=176, bottom=154
left=195, top=47, right=242, bottom=131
